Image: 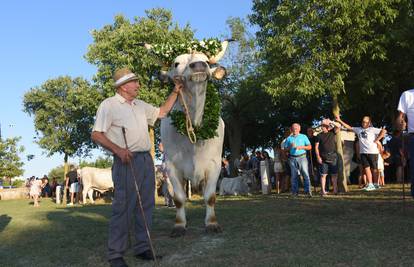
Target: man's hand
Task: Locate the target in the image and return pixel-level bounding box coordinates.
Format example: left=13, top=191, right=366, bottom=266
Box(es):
left=173, top=77, right=184, bottom=94
left=115, top=147, right=133, bottom=163
left=317, top=156, right=323, bottom=164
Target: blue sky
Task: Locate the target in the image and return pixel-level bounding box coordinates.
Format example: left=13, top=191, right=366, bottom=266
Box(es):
left=0, top=0, right=253, bottom=178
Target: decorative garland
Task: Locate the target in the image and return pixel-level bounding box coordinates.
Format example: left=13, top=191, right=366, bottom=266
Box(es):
left=169, top=84, right=221, bottom=140
left=151, top=38, right=222, bottom=66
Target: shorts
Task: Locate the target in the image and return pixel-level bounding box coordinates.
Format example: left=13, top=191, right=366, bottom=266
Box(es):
left=69, top=182, right=79, bottom=193
left=319, top=160, right=338, bottom=175
left=360, top=154, right=378, bottom=169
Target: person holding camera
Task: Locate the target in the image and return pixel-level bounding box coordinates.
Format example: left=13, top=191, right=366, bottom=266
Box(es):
left=315, top=119, right=340, bottom=196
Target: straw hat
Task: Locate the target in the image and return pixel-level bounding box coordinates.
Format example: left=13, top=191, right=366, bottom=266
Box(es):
left=113, top=68, right=139, bottom=88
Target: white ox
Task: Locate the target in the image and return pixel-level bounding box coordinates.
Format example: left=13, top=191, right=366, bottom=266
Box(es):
left=79, top=167, right=113, bottom=204
left=146, top=40, right=230, bottom=236
left=219, top=170, right=255, bottom=196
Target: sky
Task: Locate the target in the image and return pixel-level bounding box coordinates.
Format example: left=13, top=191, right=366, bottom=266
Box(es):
left=0, top=1, right=253, bottom=179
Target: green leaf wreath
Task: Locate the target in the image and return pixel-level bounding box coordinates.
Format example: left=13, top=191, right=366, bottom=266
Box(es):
left=151, top=38, right=222, bottom=66
left=169, top=83, right=221, bottom=140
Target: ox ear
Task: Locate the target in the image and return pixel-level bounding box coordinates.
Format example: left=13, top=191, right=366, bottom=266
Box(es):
left=211, top=66, right=227, bottom=80
left=209, top=39, right=233, bottom=64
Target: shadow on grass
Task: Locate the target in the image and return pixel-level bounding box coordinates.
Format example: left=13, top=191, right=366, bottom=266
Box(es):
left=0, top=203, right=112, bottom=267
left=0, top=214, right=12, bottom=233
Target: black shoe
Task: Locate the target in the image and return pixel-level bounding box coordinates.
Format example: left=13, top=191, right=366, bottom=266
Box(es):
left=109, top=257, right=128, bottom=267
left=306, top=192, right=313, bottom=198
left=135, top=250, right=162, bottom=261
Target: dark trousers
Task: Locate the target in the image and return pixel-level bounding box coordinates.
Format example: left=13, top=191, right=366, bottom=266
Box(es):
left=107, top=152, right=155, bottom=260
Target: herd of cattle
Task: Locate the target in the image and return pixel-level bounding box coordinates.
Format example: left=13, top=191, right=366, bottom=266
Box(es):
left=74, top=165, right=254, bottom=204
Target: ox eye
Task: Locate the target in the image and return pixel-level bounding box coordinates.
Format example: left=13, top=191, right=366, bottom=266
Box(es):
left=175, top=62, right=180, bottom=68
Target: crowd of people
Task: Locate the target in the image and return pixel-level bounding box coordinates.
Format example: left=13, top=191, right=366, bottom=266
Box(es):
left=229, top=115, right=407, bottom=197
left=25, top=164, right=83, bottom=207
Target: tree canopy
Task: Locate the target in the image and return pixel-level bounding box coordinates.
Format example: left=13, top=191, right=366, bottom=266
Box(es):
left=250, top=0, right=414, bottom=125
left=85, top=8, right=195, bottom=106
left=23, top=76, right=100, bottom=161
left=0, top=137, right=24, bottom=178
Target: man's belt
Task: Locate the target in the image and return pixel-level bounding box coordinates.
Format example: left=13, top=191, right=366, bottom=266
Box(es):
left=289, top=153, right=306, bottom=158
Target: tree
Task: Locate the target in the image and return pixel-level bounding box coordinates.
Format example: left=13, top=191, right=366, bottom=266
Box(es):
left=250, top=0, right=414, bottom=191
left=79, top=156, right=113, bottom=169
left=23, top=76, right=100, bottom=184
left=85, top=8, right=195, bottom=103
left=0, top=137, right=25, bottom=184
left=218, top=17, right=280, bottom=175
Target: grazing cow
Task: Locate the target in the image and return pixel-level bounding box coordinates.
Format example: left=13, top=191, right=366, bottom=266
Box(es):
left=145, top=40, right=229, bottom=236
left=219, top=170, right=255, bottom=196
left=79, top=167, right=113, bottom=204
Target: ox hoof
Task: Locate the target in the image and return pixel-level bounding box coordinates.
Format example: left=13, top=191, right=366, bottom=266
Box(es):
left=205, top=224, right=222, bottom=234
left=170, top=226, right=186, bottom=238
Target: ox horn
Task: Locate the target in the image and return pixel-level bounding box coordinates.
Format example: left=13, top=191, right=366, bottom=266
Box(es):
left=209, top=39, right=235, bottom=64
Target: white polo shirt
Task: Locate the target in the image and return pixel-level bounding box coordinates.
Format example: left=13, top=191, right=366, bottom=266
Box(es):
left=398, top=89, right=414, bottom=133
left=93, top=93, right=160, bottom=152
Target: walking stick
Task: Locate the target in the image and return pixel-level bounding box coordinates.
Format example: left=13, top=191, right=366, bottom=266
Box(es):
left=122, top=127, right=158, bottom=265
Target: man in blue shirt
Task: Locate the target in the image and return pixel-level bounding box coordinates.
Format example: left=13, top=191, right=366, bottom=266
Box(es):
left=283, top=123, right=312, bottom=197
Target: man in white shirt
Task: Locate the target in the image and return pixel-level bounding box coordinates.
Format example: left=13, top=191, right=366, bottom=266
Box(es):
left=397, top=88, right=414, bottom=198
left=92, top=67, right=182, bottom=267
left=335, top=115, right=385, bottom=191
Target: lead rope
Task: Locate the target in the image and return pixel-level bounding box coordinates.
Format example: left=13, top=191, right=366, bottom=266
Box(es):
left=177, top=90, right=197, bottom=144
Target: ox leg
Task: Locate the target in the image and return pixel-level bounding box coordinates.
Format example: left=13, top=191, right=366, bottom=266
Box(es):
left=169, top=173, right=187, bottom=237
left=82, top=187, right=89, bottom=204
left=204, top=170, right=222, bottom=233
left=88, top=189, right=95, bottom=204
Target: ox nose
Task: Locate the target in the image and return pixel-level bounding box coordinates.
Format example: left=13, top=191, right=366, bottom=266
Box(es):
left=189, top=61, right=207, bottom=72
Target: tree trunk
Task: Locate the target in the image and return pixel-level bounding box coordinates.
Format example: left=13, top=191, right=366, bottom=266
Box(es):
left=333, top=96, right=348, bottom=192
left=227, top=118, right=242, bottom=177
left=62, top=154, right=69, bottom=205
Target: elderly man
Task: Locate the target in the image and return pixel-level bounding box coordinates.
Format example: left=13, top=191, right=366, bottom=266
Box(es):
left=283, top=123, right=312, bottom=197
left=91, top=67, right=183, bottom=267
left=315, top=119, right=340, bottom=196
left=397, top=88, right=414, bottom=198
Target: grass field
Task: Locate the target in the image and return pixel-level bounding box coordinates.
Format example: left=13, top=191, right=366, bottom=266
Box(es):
left=1, top=185, right=414, bottom=267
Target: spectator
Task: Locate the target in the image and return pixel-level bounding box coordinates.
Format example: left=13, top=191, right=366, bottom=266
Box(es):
left=273, top=145, right=285, bottom=194
left=283, top=123, right=312, bottom=197
left=280, top=129, right=292, bottom=191
left=306, top=127, right=318, bottom=186
left=41, top=175, right=51, bottom=197
left=315, top=119, right=340, bottom=196
left=387, top=125, right=405, bottom=183
left=65, top=165, right=79, bottom=206
left=30, top=178, right=46, bottom=207
left=335, top=115, right=386, bottom=191
left=239, top=153, right=249, bottom=172
left=50, top=177, right=58, bottom=198
left=376, top=141, right=390, bottom=187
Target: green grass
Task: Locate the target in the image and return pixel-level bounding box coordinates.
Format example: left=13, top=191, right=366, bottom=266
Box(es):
left=1, top=185, right=414, bottom=267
